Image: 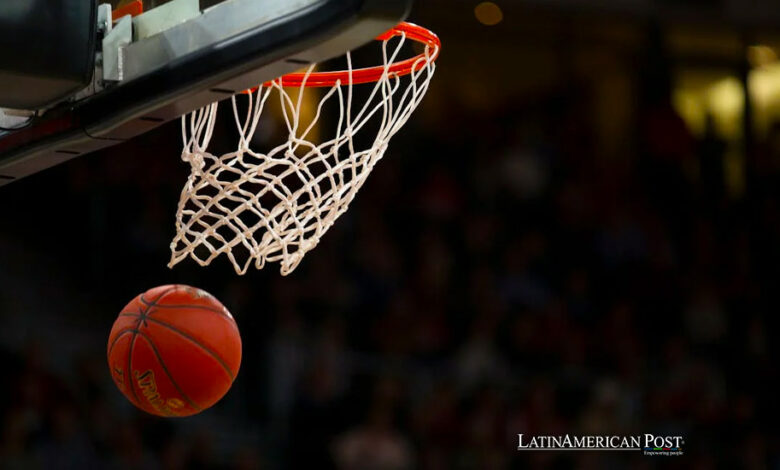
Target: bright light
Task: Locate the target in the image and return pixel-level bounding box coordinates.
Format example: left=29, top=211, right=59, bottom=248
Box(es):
left=475, top=2, right=503, bottom=26
left=748, top=45, right=777, bottom=68
left=672, top=76, right=743, bottom=139
left=708, top=78, right=743, bottom=117
left=707, top=78, right=744, bottom=138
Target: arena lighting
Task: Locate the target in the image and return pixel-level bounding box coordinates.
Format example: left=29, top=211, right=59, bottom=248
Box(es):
left=673, top=76, right=741, bottom=135
left=475, top=1, right=503, bottom=26
left=707, top=78, right=743, bottom=127
left=748, top=45, right=778, bottom=68
left=675, top=64, right=780, bottom=143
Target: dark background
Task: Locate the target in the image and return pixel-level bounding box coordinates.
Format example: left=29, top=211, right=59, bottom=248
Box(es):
left=1, top=0, right=779, bottom=468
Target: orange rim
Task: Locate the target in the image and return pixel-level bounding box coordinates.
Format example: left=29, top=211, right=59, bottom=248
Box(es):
left=248, top=22, right=440, bottom=91
left=112, top=0, right=144, bottom=21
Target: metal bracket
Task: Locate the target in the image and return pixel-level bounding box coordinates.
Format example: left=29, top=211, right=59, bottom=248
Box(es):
left=103, top=15, right=133, bottom=83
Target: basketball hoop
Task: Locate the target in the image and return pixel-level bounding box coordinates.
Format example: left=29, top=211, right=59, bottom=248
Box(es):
left=169, top=22, right=440, bottom=275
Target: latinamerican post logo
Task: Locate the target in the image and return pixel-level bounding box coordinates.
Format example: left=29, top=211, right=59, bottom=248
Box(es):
left=517, top=434, right=684, bottom=456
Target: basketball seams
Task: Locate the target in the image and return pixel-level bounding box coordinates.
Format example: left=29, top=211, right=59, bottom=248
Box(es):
left=137, top=295, right=239, bottom=333
left=137, top=285, right=180, bottom=313
left=140, top=297, right=236, bottom=323
left=139, top=285, right=236, bottom=323
left=111, top=304, right=149, bottom=413
left=142, top=316, right=237, bottom=381
left=107, top=329, right=146, bottom=413
left=135, top=331, right=203, bottom=414
left=126, top=330, right=147, bottom=412
left=151, top=285, right=180, bottom=303
left=107, top=328, right=135, bottom=357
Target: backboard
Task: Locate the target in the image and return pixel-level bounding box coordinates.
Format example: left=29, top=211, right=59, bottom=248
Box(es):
left=0, top=0, right=413, bottom=185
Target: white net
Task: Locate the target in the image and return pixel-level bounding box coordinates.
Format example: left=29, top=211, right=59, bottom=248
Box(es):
left=169, top=29, right=438, bottom=275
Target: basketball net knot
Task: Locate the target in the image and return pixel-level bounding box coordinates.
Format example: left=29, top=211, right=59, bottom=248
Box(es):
left=181, top=150, right=206, bottom=173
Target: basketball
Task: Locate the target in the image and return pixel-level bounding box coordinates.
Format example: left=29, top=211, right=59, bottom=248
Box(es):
left=107, top=285, right=242, bottom=417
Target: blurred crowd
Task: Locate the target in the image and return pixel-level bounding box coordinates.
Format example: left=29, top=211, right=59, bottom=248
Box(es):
left=1, top=35, right=778, bottom=470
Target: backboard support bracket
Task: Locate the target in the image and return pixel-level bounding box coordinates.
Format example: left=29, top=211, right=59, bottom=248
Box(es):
left=0, top=0, right=413, bottom=185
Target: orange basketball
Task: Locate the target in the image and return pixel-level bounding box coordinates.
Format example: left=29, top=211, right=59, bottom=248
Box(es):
left=107, top=285, right=242, bottom=417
